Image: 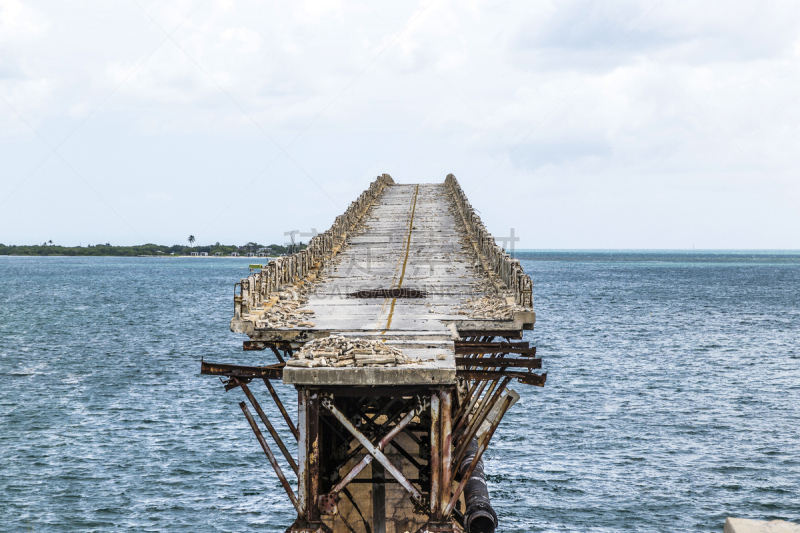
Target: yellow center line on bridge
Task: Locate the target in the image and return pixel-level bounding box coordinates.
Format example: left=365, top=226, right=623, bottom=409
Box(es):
left=380, top=184, right=419, bottom=333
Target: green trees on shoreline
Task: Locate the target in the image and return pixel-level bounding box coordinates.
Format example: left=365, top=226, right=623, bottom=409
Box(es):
left=0, top=242, right=307, bottom=257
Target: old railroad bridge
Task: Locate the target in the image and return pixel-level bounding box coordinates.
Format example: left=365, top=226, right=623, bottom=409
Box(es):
left=201, top=174, right=545, bottom=533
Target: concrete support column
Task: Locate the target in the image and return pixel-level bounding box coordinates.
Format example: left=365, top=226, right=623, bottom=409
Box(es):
left=297, top=388, right=321, bottom=523
left=428, top=387, right=458, bottom=530
left=440, top=388, right=453, bottom=518
left=429, top=391, right=441, bottom=518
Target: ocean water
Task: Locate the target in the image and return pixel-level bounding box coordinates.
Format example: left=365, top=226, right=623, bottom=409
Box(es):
left=1, top=253, right=798, bottom=532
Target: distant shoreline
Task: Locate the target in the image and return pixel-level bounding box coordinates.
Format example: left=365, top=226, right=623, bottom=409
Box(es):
left=0, top=243, right=306, bottom=258
left=0, top=254, right=279, bottom=258
left=3, top=250, right=799, bottom=263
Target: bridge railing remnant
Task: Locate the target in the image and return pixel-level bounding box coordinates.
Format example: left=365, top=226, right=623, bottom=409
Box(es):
left=445, top=174, right=533, bottom=308
left=234, top=174, right=395, bottom=319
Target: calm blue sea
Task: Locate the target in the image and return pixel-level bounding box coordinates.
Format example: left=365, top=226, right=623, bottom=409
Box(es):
left=1, top=253, right=798, bottom=532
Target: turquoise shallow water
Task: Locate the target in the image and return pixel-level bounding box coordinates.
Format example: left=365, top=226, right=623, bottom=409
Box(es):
left=1, top=254, right=799, bottom=532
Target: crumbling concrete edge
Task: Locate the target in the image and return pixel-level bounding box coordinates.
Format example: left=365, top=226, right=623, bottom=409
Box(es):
left=231, top=174, right=395, bottom=334
left=444, top=173, right=533, bottom=309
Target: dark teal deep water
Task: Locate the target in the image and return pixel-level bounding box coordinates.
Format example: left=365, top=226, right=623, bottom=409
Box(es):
left=1, top=253, right=798, bottom=532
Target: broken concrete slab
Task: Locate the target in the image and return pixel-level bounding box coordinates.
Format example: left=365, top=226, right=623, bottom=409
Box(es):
left=725, top=518, right=800, bottom=533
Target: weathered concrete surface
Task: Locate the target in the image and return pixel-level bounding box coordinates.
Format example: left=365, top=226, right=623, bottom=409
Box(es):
left=725, top=518, right=800, bottom=533
left=283, top=347, right=456, bottom=385
left=306, top=184, right=495, bottom=331
left=282, top=182, right=524, bottom=385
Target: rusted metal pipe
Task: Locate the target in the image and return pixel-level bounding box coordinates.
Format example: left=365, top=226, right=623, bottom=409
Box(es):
left=262, top=378, right=298, bottom=440
left=458, top=438, right=497, bottom=533
left=320, top=395, right=424, bottom=505
left=239, top=381, right=298, bottom=475
left=239, top=402, right=301, bottom=514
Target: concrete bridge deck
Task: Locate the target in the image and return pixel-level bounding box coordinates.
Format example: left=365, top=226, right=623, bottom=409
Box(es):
left=204, top=174, right=542, bottom=533
left=230, top=179, right=534, bottom=386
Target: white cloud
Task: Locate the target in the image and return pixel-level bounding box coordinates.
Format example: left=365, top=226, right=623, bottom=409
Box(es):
left=1, top=0, right=799, bottom=247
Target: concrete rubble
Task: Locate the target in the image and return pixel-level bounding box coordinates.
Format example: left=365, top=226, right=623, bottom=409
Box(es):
left=469, top=277, right=497, bottom=294
left=456, top=295, right=524, bottom=320
left=285, top=335, right=421, bottom=368
left=255, top=288, right=316, bottom=329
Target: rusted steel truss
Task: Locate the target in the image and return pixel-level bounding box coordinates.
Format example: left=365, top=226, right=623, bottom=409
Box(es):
left=454, top=338, right=547, bottom=390
left=320, top=394, right=426, bottom=506
left=201, top=335, right=545, bottom=533
left=200, top=360, right=283, bottom=380
left=454, top=341, right=536, bottom=355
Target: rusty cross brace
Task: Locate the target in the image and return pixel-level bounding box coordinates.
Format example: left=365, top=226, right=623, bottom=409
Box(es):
left=320, top=394, right=425, bottom=506
left=329, top=407, right=417, bottom=496
left=239, top=402, right=302, bottom=514
left=325, top=397, right=417, bottom=477
left=238, top=380, right=299, bottom=475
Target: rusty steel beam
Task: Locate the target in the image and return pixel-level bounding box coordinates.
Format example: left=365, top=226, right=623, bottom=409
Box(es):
left=457, top=330, right=522, bottom=339
left=329, top=398, right=416, bottom=476
left=200, top=360, right=283, bottom=380
left=387, top=437, right=423, bottom=471
left=454, top=342, right=535, bottom=356
left=238, top=380, right=299, bottom=475
left=455, top=357, right=541, bottom=369
left=453, top=377, right=511, bottom=471
left=243, top=341, right=268, bottom=351
left=320, top=395, right=424, bottom=506
left=453, top=378, right=484, bottom=425
left=454, top=376, right=501, bottom=444
left=456, top=370, right=546, bottom=386
left=270, top=345, right=286, bottom=364
left=239, top=402, right=301, bottom=514
left=262, top=378, right=299, bottom=441
left=345, top=478, right=423, bottom=484
left=444, top=394, right=514, bottom=517
left=455, top=340, right=529, bottom=348
left=452, top=379, right=488, bottom=440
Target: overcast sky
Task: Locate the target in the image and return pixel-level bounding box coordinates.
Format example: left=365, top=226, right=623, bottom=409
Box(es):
left=2, top=0, right=799, bottom=249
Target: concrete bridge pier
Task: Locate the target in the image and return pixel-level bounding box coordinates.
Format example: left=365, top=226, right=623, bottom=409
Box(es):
left=284, top=385, right=461, bottom=533
left=201, top=174, right=545, bottom=532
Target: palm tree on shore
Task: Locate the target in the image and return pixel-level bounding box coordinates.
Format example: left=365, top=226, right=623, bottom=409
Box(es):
left=188, top=235, right=195, bottom=247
